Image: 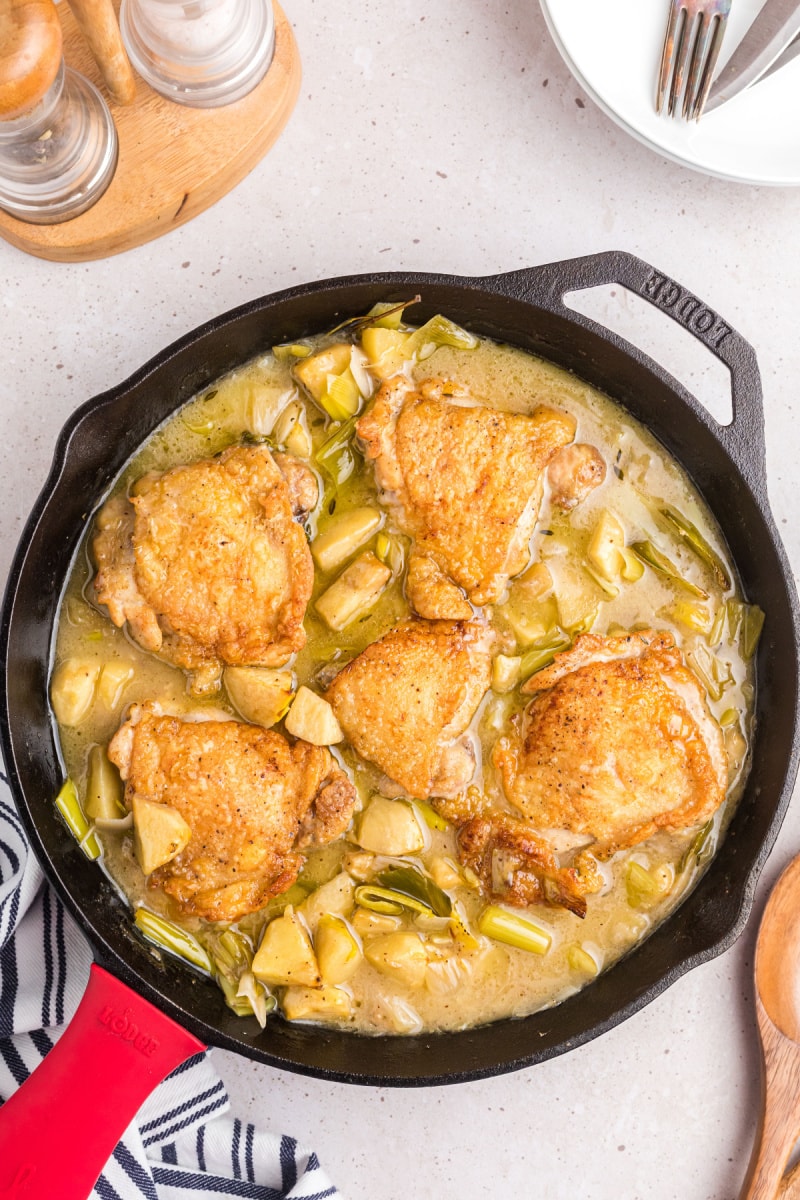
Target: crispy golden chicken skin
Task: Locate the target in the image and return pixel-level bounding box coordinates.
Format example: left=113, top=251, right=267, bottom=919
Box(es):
left=108, top=703, right=355, bottom=923
left=93, top=445, right=317, bottom=687
left=458, top=811, right=602, bottom=918
left=494, top=631, right=728, bottom=858
left=325, top=619, right=494, bottom=798
left=356, top=377, right=576, bottom=610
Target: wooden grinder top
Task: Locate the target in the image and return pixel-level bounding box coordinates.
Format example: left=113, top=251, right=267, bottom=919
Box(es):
left=0, top=0, right=63, bottom=118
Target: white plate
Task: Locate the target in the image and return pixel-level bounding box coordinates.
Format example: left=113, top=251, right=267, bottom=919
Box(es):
left=539, top=0, right=800, bottom=185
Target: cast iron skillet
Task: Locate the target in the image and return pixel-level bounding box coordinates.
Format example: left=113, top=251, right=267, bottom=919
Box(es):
left=1, top=251, right=799, bottom=1114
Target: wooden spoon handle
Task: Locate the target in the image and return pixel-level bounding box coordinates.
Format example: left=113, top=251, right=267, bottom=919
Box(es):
left=64, top=0, right=136, bottom=104
left=0, top=0, right=63, bottom=119
left=741, top=1000, right=800, bottom=1199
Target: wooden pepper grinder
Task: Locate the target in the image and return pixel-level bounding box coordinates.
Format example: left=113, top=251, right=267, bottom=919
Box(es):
left=0, top=0, right=119, bottom=222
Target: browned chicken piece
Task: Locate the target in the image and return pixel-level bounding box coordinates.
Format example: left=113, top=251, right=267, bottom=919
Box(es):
left=356, top=376, right=576, bottom=609
left=493, top=631, right=728, bottom=858
left=547, top=443, right=607, bottom=511
left=108, top=703, right=355, bottom=923
left=93, top=445, right=317, bottom=690
left=325, top=619, right=494, bottom=798
left=406, top=553, right=473, bottom=620
left=458, top=811, right=603, bottom=917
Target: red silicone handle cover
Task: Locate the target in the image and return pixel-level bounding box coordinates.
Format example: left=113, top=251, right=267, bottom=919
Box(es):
left=0, top=963, right=206, bottom=1199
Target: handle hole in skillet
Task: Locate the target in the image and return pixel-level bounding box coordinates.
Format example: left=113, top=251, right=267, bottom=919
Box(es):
left=563, top=284, right=733, bottom=427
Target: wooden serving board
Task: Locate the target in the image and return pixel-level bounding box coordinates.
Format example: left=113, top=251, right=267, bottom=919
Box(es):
left=0, top=0, right=300, bottom=261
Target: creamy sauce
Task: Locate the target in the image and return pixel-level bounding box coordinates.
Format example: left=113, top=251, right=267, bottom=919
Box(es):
left=52, top=314, right=755, bottom=1036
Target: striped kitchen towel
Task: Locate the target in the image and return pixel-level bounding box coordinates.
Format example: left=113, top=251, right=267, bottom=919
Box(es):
left=0, top=771, right=342, bottom=1200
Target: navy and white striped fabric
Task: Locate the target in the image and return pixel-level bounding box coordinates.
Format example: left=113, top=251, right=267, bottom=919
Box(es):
left=0, top=771, right=341, bottom=1200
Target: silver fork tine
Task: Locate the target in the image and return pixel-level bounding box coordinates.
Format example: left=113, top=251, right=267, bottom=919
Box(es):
left=670, top=11, right=695, bottom=115
left=686, top=14, right=726, bottom=120
left=656, top=0, right=685, bottom=114
left=683, top=11, right=712, bottom=118
left=656, top=0, right=731, bottom=122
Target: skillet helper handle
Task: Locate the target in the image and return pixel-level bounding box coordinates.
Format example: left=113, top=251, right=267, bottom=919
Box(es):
left=487, top=250, right=766, bottom=498
left=64, top=0, right=137, bottom=104
left=0, top=963, right=206, bottom=1200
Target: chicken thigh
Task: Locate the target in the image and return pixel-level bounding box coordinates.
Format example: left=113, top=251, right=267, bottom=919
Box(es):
left=108, top=703, right=355, bottom=923
left=356, top=377, right=576, bottom=611
left=493, top=630, right=728, bottom=858
left=325, top=618, right=494, bottom=798
left=93, top=444, right=317, bottom=690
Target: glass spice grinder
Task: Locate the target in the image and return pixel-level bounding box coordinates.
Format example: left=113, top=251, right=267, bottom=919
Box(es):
left=0, top=0, right=118, bottom=224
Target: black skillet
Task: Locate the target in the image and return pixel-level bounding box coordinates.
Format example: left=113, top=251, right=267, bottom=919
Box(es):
left=1, top=251, right=798, bottom=1194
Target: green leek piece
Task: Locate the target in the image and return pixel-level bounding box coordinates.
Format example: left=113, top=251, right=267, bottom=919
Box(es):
left=315, top=417, right=360, bottom=486
left=707, top=604, right=727, bottom=647
left=378, top=865, right=452, bottom=917
left=657, top=505, right=731, bottom=590
left=664, top=599, right=711, bottom=635
left=355, top=866, right=452, bottom=920
left=678, top=820, right=715, bottom=876
left=740, top=603, right=765, bottom=659
left=625, top=861, right=661, bottom=907
left=406, top=314, right=479, bottom=360
left=687, top=644, right=732, bottom=702
left=476, top=905, right=552, bottom=955
left=209, top=928, right=253, bottom=978
left=567, top=944, right=599, bottom=977
left=718, top=708, right=739, bottom=728
left=584, top=566, right=619, bottom=600
left=55, top=779, right=100, bottom=860
left=414, top=799, right=450, bottom=833
left=319, top=369, right=362, bottom=422
left=134, top=909, right=212, bottom=973
left=519, top=630, right=571, bottom=682
left=630, top=540, right=708, bottom=599
left=272, top=342, right=312, bottom=361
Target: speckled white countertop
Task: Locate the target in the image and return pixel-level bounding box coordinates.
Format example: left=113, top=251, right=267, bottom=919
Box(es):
left=3, top=3, right=800, bottom=1198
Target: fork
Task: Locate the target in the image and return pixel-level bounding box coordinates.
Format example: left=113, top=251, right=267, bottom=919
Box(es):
left=656, top=0, right=732, bottom=120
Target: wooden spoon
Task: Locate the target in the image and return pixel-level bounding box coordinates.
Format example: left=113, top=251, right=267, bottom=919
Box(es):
left=742, top=854, right=800, bottom=1198
left=64, top=0, right=136, bottom=105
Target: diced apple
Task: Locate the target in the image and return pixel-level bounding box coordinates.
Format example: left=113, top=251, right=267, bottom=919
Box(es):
left=315, top=552, right=391, bottom=631
left=357, top=796, right=425, bottom=856
left=315, top=914, right=362, bottom=985
left=84, top=744, right=125, bottom=821
left=132, top=796, right=191, bottom=875
left=252, top=907, right=321, bottom=987
left=50, top=659, right=101, bottom=726
left=96, top=661, right=135, bottom=711
left=281, top=984, right=352, bottom=1022
left=587, top=510, right=626, bottom=581
left=284, top=686, right=343, bottom=745
left=224, top=667, right=294, bottom=728
left=360, top=327, right=412, bottom=379
left=311, top=507, right=383, bottom=573
left=293, top=343, right=352, bottom=401
left=364, top=932, right=427, bottom=989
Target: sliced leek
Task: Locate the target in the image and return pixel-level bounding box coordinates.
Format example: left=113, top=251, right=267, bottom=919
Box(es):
left=519, top=630, right=570, bottom=682
left=630, top=540, right=708, bottom=599
left=55, top=779, right=101, bottom=860
left=477, top=906, right=552, bottom=955
left=657, top=505, right=731, bottom=590
left=315, top=417, right=360, bottom=486
left=134, top=908, right=212, bottom=973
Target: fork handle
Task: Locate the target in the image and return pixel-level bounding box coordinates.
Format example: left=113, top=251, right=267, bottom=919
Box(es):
left=484, top=251, right=765, bottom=497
